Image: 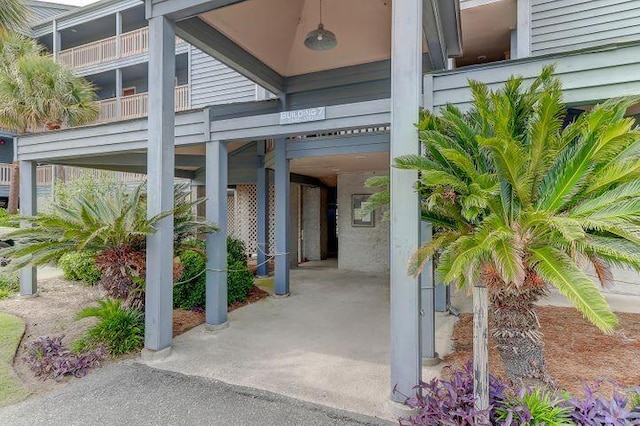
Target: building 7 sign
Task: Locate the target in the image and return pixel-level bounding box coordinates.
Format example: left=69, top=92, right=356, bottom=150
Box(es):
left=279, top=107, right=326, bottom=125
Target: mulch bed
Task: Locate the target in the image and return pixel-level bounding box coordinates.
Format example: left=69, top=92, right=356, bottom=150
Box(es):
left=445, top=306, right=640, bottom=395
left=172, top=285, right=270, bottom=336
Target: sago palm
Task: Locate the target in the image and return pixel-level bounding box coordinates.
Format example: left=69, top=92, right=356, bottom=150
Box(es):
left=395, top=66, right=640, bottom=385
left=0, top=32, right=98, bottom=213
left=3, top=183, right=216, bottom=308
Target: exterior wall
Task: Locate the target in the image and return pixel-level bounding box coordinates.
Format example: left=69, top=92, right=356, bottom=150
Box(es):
left=302, top=186, right=322, bottom=261
left=290, top=183, right=300, bottom=268
left=189, top=47, right=257, bottom=108
left=427, top=43, right=640, bottom=112
left=337, top=172, right=389, bottom=273
left=531, top=0, right=640, bottom=56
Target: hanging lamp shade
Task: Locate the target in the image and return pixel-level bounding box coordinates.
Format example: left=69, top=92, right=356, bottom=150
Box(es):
left=304, top=0, right=337, bottom=51
left=304, top=23, right=337, bottom=50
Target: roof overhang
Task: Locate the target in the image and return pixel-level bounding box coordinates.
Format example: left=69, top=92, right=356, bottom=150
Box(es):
left=148, top=0, right=462, bottom=95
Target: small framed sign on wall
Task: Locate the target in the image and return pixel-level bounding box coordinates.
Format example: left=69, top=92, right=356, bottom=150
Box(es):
left=351, top=194, right=375, bottom=227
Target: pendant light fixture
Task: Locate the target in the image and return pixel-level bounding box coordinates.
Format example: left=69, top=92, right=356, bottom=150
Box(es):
left=304, top=0, right=337, bottom=51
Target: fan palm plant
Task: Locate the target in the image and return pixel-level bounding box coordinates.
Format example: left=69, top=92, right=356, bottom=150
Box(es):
left=0, top=32, right=98, bottom=213
left=389, top=66, right=640, bottom=386
left=0, top=0, right=29, bottom=32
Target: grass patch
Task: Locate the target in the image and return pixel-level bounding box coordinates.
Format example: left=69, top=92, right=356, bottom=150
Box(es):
left=0, top=312, right=30, bottom=406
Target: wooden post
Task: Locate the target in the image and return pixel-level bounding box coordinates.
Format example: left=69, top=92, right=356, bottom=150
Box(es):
left=389, top=0, right=422, bottom=402
left=473, top=283, right=489, bottom=421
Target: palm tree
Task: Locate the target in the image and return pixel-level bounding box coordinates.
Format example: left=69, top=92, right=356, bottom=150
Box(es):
left=393, top=66, right=640, bottom=389
left=0, top=32, right=98, bottom=213
left=0, top=0, right=29, bottom=31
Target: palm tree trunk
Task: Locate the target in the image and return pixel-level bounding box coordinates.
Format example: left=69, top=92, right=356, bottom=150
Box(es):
left=7, top=160, right=19, bottom=214
left=487, top=269, right=550, bottom=386
left=473, top=283, right=490, bottom=424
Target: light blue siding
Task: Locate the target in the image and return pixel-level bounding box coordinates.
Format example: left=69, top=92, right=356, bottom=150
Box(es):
left=189, top=46, right=257, bottom=108
left=428, top=44, right=640, bottom=112
left=531, top=0, right=640, bottom=55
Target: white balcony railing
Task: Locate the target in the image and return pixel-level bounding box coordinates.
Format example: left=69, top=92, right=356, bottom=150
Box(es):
left=58, top=27, right=185, bottom=69
left=0, top=164, right=145, bottom=187
left=121, top=27, right=149, bottom=58
left=96, top=84, right=190, bottom=123
left=58, top=36, right=117, bottom=68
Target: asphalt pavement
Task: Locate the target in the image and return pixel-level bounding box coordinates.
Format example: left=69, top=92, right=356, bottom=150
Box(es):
left=0, top=362, right=394, bottom=426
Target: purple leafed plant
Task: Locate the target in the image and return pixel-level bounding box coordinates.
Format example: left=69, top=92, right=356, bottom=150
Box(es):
left=23, top=335, right=106, bottom=381
left=398, top=362, right=506, bottom=426
left=563, top=382, right=640, bottom=426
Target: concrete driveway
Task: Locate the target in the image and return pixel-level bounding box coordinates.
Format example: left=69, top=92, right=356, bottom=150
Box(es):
left=0, top=363, right=391, bottom=426
left=141, top=261, right=458, bottom=420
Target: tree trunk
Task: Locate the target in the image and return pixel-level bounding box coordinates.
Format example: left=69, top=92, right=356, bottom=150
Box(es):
left=485, top=268, right=551, bottom=386
left=7, top=161, right=19, bottom=214
left=473, top=283, right=490, bottom=424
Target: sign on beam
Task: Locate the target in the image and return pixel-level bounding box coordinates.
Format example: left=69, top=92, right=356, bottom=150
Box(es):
left=279, top=107, right=326, bottom=125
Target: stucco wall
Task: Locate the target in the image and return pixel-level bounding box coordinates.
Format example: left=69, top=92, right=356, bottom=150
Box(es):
left=302, top=186, right=321, bottom=261
left=337, top=172, right=389, bottom=273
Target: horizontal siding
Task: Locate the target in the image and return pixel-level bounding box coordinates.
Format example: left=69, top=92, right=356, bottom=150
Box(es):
left=189, top=47, right=257, bottom=108
left=428, top=44, right=640, bottom=111
left=17, top=109, right=206, bottom=162
left=531, top=0, right=640, bottom=55
left=31, top=0, right=142, bottom=36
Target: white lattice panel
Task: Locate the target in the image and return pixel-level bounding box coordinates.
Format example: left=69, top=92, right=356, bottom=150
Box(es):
left=228, top=184, right=275, bottom=256
left=226, top=194, right=238, bottom=238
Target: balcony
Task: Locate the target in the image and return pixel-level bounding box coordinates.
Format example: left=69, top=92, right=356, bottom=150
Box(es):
left=96, top=85, right=189, bottom=123
left=57, top=27, right=185, bottom=69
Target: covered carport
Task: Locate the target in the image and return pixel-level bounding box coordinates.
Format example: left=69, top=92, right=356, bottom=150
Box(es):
left=16, top=0, right=463, bottom=409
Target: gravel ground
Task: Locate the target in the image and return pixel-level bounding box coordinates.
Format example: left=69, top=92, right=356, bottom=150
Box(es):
left=0, top=362, right=393, bottom=426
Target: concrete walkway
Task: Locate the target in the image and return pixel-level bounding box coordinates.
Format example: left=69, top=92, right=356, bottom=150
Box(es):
left=141, top=261, right=458, bottom=421
left=0, top=363, right=391, bottom=426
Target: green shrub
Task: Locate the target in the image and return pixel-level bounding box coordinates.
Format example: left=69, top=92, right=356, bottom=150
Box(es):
left=173, top=250, right=206, bottom=310
left=227, top=237, right=247, bottom=265
left=495, top=387, right=572, bottom=426
left=629, top=390, right=640, bottom=411
left=227, top=261, right=254, bottom=305
left=0, top=208, right=19, bottom=228
left=58, top=251, right=102, bottom=285
left=0, top=270, right=19, bottom=299
left=74, top=299, right=144, bottom=357
left=173, top=238, right=254, bottom=309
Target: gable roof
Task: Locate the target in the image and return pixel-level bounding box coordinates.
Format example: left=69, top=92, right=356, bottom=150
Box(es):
left=24, top=0, right=78, bottom=26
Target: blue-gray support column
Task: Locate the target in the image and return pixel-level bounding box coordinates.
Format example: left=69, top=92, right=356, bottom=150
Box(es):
left=274, top=139, right=290, bottom=296
left=256, top=140, right=269, bottom=277
left=19, top=160, right=37, bottom=296
left=390, top=0, right=422, bottom=403
left=205, top=140, right=228, bottom=328
left=145, top=15, right=175, bottom=352
left=420, top=221, right=439, bottom=365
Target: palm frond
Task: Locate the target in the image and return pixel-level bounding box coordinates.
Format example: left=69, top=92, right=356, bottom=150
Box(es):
left=530, top=246, right=617, bottom=333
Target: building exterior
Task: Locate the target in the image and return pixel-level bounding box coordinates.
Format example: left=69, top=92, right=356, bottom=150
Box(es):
left=13, top=0, right=640, bottom=407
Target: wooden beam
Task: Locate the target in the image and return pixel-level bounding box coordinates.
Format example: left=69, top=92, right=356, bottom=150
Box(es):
left=437, top=0, right=462, bottom=58
left=147, top=0, right=247, bottom=20
left=286, top=132, right=390, bottom=159
left=423, top=0, right=447, bottom=69
left=175, top=17, right=285, bottom=94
